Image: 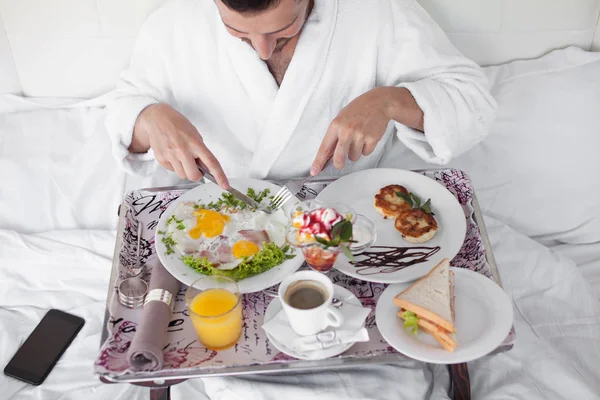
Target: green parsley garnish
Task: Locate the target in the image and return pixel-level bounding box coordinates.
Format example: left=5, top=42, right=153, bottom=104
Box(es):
left=247, top=187, right=271, bottom=204
left=181, top=242, right=295, bottom=281
left=395, top=191, right=434, bottom=215
left=161, top=232, right=178, bottom=255
left=176, top=221, right=186, bottom=230
left=166, top=215, right=183, bottom=226
left=197, top=188, right=271, bottom=212
left=401, top=310, right=420, bottom=335
left=157, top=230, right=166, bottom=235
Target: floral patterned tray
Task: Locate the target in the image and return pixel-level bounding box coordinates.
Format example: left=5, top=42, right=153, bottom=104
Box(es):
left=95, top=169, right=515, bottom=383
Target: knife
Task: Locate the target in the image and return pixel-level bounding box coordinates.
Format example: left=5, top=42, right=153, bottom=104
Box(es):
left=196, top=164, right=272, bottom=214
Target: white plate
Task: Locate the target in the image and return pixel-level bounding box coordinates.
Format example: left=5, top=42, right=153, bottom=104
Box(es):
left=375, top=268, right=513, bottom=364
left=317, top=168, right=466, bottom=283
left=155, top=179, right=304, bottom=293
left=263, top=285, right=361, bottom=360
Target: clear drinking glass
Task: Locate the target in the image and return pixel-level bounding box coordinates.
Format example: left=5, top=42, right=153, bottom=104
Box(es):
left=185, top=276, right=242, bottom=351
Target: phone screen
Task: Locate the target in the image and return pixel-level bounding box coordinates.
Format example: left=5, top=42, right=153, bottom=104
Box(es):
left=4, top=309, right=85, bottom=385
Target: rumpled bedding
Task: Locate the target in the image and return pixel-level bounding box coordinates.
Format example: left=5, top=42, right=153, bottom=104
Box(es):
left=0, top=230, right=148, bottom=399
left=1, top=216, right=598, bottom=400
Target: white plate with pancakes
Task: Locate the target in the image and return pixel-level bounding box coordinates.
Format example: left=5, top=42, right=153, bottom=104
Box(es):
left=316, top=168, right=466, bottom=283
left=155, top=179, right=305, bottom=293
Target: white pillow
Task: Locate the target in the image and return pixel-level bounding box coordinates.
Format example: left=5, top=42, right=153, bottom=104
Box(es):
left=0, top=95, right=187, bottom=233
left=381, top=46, right=600, bottom=245
left=0, top=104, right=126, bottom=233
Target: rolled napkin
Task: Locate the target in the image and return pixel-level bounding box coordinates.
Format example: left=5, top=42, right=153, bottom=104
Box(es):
left=127, top=260, right=180, bottom=371
left=262, top=300, right=371, bottom=355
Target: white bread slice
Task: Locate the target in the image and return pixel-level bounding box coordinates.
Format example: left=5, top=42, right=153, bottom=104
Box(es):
left=393, top=259, right=455, bottom=333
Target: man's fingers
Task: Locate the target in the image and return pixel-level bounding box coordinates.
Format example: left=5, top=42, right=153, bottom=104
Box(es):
left=181, top=155, right=204, bottom=182
left=172, top=161, right=187, bottom=180
left=362, top=139, right=378, bottom=156
left=311, top=128, right=338, bottom=176
left=348, top=138, right=364, bottom=162
left=194, top=142, right=229, bottom=189
left=332, top=132, right=351, bottom=170
left=158, top=158, right=175, bottom=172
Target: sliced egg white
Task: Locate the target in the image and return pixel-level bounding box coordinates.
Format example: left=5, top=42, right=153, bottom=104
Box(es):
left=168, top=218, right=204, bottom=254
left=172, top=202, right=196, bottom=220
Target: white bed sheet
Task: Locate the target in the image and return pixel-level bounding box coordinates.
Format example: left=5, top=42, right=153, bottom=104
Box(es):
left=550, top=242, right=600, bottom=302
left=0, top=229, right=151, bottom=400
left=1, top=217, right=598, bottom=400
left=0, top=94, right=184, bottom=235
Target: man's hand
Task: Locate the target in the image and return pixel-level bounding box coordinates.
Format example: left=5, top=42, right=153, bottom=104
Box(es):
left=131, top=104, right=229, bottom=188
left=310, top=87, right=424, bottom=176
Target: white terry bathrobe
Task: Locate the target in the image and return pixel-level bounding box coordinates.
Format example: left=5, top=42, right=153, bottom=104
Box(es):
left=105, top=0, right=496, bottom=182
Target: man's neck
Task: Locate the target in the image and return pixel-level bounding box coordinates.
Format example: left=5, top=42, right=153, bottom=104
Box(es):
left=265, top=39, right=299, bottom=86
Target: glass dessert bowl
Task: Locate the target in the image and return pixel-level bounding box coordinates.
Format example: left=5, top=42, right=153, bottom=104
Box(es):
left=285, top=200, right=377, bottom=273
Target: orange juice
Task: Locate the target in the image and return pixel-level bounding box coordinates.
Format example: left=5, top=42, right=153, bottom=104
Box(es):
left=188, top=288, right=242, bottom=350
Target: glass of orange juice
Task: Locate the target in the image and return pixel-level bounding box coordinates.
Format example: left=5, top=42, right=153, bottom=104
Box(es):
left=185, top=276, right=242, bottom=351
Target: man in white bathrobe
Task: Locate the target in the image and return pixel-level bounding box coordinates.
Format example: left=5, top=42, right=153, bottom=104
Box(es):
left=106, top=0, right=496, bottom=190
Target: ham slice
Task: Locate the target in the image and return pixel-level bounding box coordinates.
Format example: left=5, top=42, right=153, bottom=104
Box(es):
left=194, top=238, right=235, bottom=265
left=191, top=232, right=268, bottom=268
left=216, top=240, right=235, bottom=264
left=238, top=229, right=269, bottom=244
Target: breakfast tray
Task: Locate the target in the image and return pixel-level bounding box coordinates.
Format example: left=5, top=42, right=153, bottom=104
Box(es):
left=95, top=168, right=515, bottom=384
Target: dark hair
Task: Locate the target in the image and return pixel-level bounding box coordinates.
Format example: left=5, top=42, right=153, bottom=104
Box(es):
left=220, top=0, right=282, bottom=13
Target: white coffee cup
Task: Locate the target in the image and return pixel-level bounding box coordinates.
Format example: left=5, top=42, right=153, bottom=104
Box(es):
left=278, top=271, right=344, bottom=336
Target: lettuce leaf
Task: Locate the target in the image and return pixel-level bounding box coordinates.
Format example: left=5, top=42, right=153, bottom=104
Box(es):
left=181, top=243, right=295, bottom=281
left=401, top=310, right=420, bottom=334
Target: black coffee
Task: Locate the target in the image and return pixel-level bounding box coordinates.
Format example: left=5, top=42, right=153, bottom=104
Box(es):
left=284, top=281, right=328, bottom=310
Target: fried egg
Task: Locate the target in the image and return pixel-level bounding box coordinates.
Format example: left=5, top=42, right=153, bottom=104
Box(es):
left=232, top=240, right=260, bottom=259
left=205, top=231, right=267, bottom=270
left=166, top=201, right=288, bottom=269
left=189, top=209, right=230, bottom=239
left=168, top=202, right=207, bottom=254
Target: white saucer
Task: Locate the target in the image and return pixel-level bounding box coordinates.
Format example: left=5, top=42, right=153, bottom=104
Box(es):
left=376, top=268, right=514, bottom=364
left=263, top=285, right=363, bottom=360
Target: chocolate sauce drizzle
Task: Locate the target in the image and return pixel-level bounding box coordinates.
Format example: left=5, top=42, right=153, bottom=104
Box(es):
left=350, top=245, right=441, bottom=275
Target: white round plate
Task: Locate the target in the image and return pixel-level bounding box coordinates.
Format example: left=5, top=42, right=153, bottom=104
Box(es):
left=155, top=179, right=304, bottom=293
left=263, top=285, right=361, bottom=360
left=317, top=168, right=466, bottom=283
left=375, top=268, right=513, bottom=364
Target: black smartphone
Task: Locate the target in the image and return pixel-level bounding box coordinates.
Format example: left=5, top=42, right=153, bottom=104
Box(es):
left=3, top=309, right=85, bottom=386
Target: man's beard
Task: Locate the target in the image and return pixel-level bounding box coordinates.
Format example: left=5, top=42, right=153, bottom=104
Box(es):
left=241, top=36, right=294, bottom=56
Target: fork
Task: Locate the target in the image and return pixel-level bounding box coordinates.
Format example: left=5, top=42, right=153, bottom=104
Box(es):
left=269, top=177, right=309, bottom=211
left=269, top=159, right=334, bottom=211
